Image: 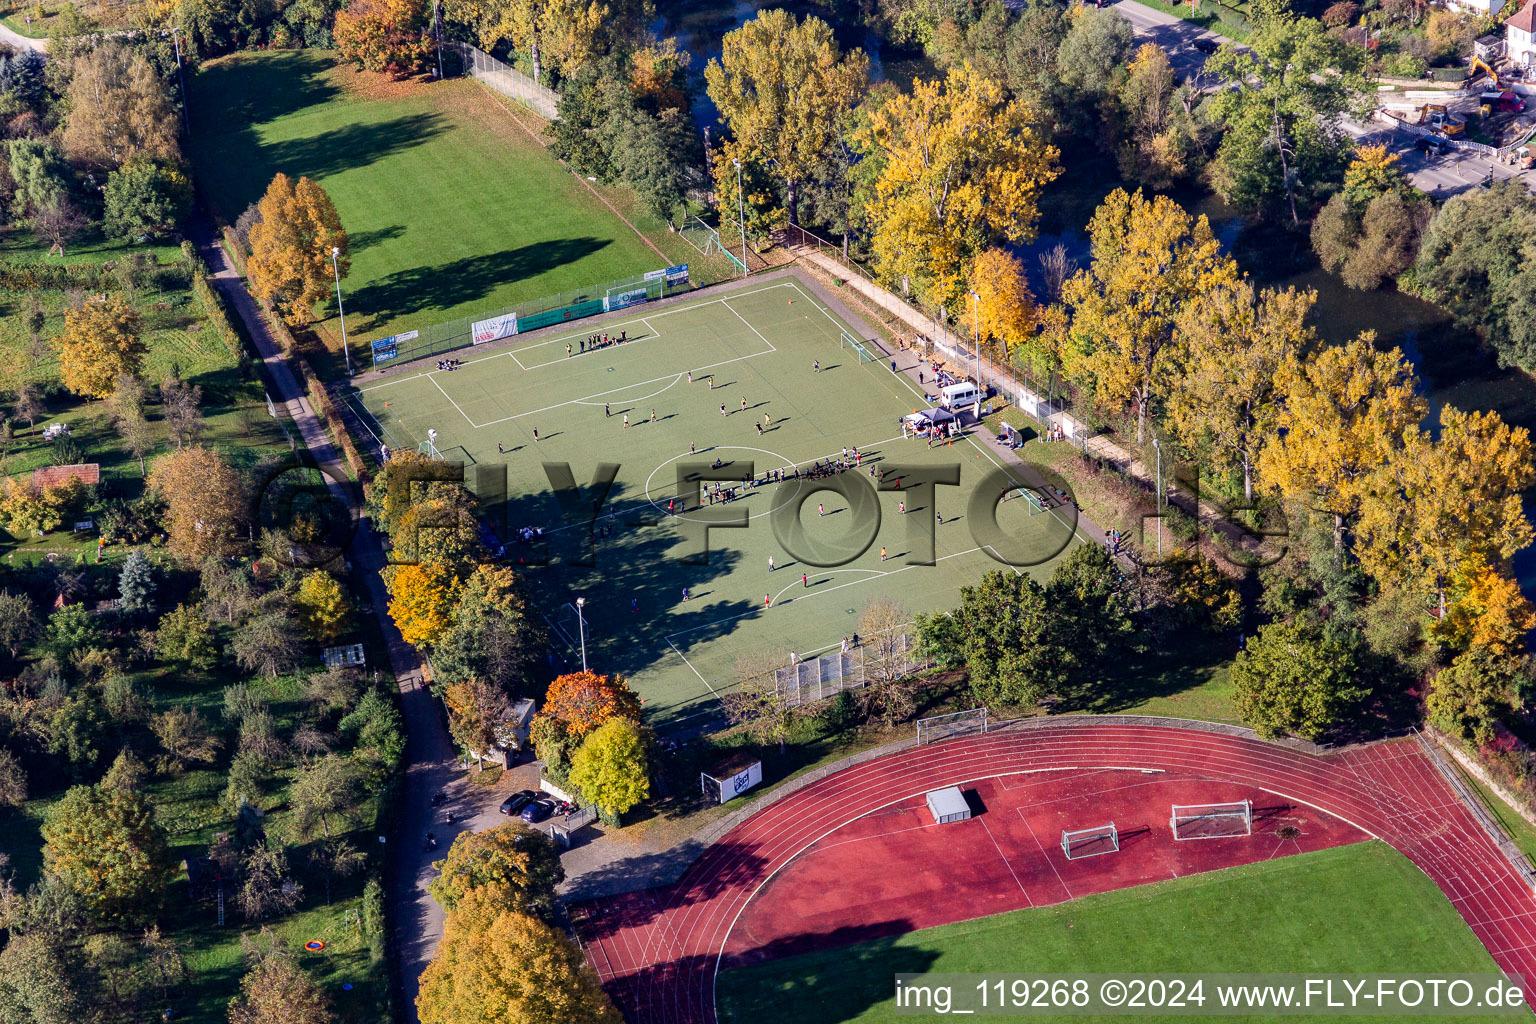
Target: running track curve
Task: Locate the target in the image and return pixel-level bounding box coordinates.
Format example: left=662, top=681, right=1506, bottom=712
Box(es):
left=575, top=724, right=1536, bottom=1024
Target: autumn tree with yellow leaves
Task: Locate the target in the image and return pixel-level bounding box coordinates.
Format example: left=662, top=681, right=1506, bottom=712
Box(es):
left=247, top=173, right=350, bottom=326
left=427, top=822, right=563, bottom=916
left=1062, top=188, right=1237, bottom=444
left=704, top=9, right=868, bottom=227
left=1169, top=282, right=1316, bottom=502
left=967, top=248, right=1034, bottom=358
left=857, top=61, right=1059, bottom=308
left=1257, top=337, right=1426, bottom=559
left=53, top=296, right=146, bottom=399
left=1355, top=407, right=1534, bottom=621
left=385, top=562, right=460, bottom=648
left=417, top=887, right=620, bottom=1024
left=440, top=0, right=606, bottom=85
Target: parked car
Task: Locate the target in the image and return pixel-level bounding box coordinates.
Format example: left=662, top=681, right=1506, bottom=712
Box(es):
left=1415, top=136, right=1448, bottom=156
left=521, top=799, right=556, bottom=823
left=1193, top=37, right=1219, bottom=53
left=499, top=790, right=537, bottom=816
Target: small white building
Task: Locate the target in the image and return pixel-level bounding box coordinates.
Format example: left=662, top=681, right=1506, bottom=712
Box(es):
left=1509, top=2, right=1536, bottom=66
left=1459, top=0, right=1508, bottom=17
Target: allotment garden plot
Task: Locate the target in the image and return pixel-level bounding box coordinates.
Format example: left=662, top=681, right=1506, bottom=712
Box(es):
left=349, top=273, right=1085, bottom=729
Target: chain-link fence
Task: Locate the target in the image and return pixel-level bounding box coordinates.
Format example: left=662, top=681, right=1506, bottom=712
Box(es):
left=768, top=629, right=922, bottom=709
left=455, top=42, right=560, bottom=119
left=370, top=266, right=695, bottom=367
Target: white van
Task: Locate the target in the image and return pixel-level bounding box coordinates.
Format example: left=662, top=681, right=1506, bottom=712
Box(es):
left=940, top=382, right=981, bottom=410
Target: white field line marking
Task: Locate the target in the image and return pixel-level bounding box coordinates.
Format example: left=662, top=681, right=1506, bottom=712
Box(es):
left=356, top=281, right=803, bottom=394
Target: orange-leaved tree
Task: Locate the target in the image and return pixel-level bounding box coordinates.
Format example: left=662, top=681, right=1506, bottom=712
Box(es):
left=247, top=173, right=350, bottom=326
left=536, top=671, right=641, bottom=739
left=53, top=296, right=146, bottom=399
left=335, top=0, right=433, bottom=77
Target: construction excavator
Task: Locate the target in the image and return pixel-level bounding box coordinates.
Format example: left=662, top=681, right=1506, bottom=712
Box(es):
left=1470, top=55, right=1505, bottom=88
left=1419, top=103, right=1466, bottom=136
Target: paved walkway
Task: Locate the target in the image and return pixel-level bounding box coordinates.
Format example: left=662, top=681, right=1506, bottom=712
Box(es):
left=0, top=21, right=48, bottom=51
left=192, top=215, right=474, bottom=1024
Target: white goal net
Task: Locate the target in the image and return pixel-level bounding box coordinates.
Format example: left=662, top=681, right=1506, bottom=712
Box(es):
left=1170, top=800, right=1253, bottom=840
left=1061, top=822, right=1119, bottom=860
left=916, top=707, right=988, bottom=745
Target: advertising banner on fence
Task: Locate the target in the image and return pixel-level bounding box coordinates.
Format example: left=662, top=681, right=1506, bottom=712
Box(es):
left=371, top=329, right=417, bottom=366
left=604, top=286, right=650, bottom=312
left=472, top=312, right=518, bottom=345
left=645, top=263, right=690, bottom=286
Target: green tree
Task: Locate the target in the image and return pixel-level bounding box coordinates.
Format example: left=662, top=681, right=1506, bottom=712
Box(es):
left=228, top=947, right=333, bottom=1024
left=1231, top=620, right=1369, bottom=740
left=1425, top=648, right=1526, bottom=745
left=0, top=589, right=38, bottom=660
left=103, top=160, right=192, bottom=240
left=569, top=716, right=650, bottom=819
left=288, top=754, right=361, bottom=839
left=1056, top=7, right=1135, bottom=97
left=155, top=602, right=219, bottom=669
left=1205, top=16, right=1367, bottom=221
left=46, top=694, right=110, bottom=775
left=427, top=822, right=564, bottom=918
left=116, top=549, right=156, bottom=613
left=233, top=609, right=306, bottom=678
left=943, top=569, right=1063, bottom=708
left=0, top=747, right=26, bottom=807
left=0, top=934, right=84, bottom=1024
left=1045, top=543, right=1134, bottom=682
left=41, top=784, right=175, bottom=925
left=1413, top=181, right=1536, bottom=371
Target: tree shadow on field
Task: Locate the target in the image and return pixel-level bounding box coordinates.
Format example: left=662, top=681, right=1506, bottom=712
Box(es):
left=260, top=113, right=449, bottom=183
left=350, top=224, right=408, bottom=252
left=349, top=237, right=612, bottom=320
left=189, top=51, right=340, bottom=135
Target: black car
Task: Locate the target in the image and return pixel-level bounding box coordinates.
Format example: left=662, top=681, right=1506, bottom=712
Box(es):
left=499, top=790, right=538, bottom=816
left=520, top=799, right=556, bottom=823
left=1193, top=37, right=1220, bottom=53
left=1415, top=136, right=1448, bottom=156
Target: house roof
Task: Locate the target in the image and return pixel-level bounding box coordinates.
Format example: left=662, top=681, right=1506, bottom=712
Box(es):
left=1509, top=2, right=1536, bottom=34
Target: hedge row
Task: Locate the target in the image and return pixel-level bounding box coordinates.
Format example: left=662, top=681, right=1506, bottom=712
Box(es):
left=221, top=225, right=248, bottom=277
left=255, top=296, right=370, bottom=482
left=297, top=354, right=370, bottom=482
left=180, top=240, right=246, bottom=362
left=0, top=258, right=122, bottom=291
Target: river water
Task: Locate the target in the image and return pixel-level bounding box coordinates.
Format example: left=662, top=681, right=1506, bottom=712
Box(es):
left=1024, top=160, right=1536, bottom=591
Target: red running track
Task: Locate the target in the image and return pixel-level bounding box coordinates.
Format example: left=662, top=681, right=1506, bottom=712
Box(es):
left=572, top=725, right=1536, bottom=1024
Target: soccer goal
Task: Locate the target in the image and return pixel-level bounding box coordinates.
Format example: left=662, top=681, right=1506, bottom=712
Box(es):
left=840, top=330, right=878, bottom=364
left=1062, top=822, right=1120, bottom=860
left=916, top=707, right=988, bottom=745
left=1004, top=486, right=1049, bottom=515
left=548, top=602, right=584, bottom=660
left=1170, top=800, right=1253, bottom=840
left=680, top=215, right=747, bottom=274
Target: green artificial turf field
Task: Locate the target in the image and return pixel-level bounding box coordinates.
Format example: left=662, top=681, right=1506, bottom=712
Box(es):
left=186, top=50, right=707, bottom=361
left=347, top=272, right=1085, bottom=729
left=715, top=842, right=1506, bottom=1024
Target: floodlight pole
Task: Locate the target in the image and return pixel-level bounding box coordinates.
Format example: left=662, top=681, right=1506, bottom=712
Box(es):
left=576, top=597, right=588, bottom=672
left=969, top=290, right=980, bottom=387
left=172, top=28, right=190, bottom=138
left=332, top=246, right=351, bottom=375
left=1153, top=438, right=1162, bottom=557
left=732, top=158, right=747, bottom=278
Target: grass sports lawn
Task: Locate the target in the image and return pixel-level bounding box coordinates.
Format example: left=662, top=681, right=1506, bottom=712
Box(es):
left=716, top=842, right=1504, bottom=1024
left=187, top=50, right=712, bottom=361
left=348, top=271, right=1084, bottom=729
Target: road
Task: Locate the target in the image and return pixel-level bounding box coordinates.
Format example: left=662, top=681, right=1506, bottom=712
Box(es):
left=0, top=21, right=47, bottom=51
left=1114, top=0, right=1536, bottom=196
left=1112, top=0, right=1226, bottom=79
